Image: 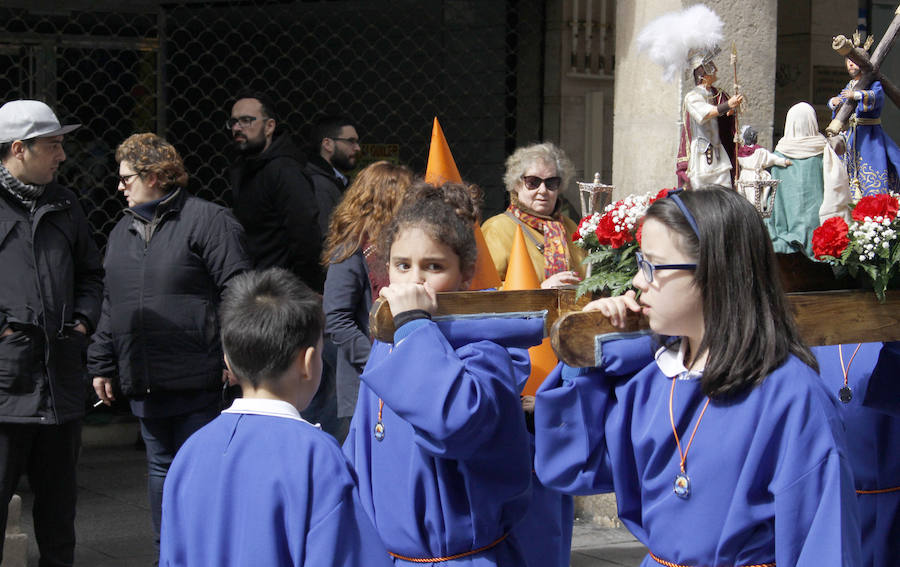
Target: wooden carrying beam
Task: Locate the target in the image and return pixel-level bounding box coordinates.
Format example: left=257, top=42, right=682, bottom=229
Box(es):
left=369, top=289, right=900, bottom=362
left=551, top=290, right=900, bottom=367
left=368, top=288, right=591, bottom=344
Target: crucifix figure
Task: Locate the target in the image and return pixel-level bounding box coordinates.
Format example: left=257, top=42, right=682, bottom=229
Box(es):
left=827, top=13, right=900, bottom=199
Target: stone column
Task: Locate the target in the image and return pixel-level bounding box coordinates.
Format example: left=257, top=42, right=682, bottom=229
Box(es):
left=611, top=0, right=779, bottom=200
left=3, top=494, right=27, bottom=567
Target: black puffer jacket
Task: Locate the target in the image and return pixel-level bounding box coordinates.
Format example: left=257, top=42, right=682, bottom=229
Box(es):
left=304, top=154, right=345, bottom=237
left=0, top=183, right=103, bottom=424
left=86, top=189, right=250, bottom=397
left=228, top=134, right=323, bottom=290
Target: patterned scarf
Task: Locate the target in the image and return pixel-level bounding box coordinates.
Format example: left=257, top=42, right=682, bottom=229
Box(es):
left=0, top=163, right=45, bottom=209
left=507, top=196, right=569, bottom=278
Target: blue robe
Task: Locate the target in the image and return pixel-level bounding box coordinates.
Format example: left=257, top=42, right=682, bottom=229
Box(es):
left=834, top=80, right=900, bottom=199
left=343, top=317, right=543, bottom=566
left=160, top=399, right=390, bottom=567
left=511, top=434, right=574, bottom=567
left=510, top=363, right=574, bottom=567
left=534, top=334, right=861, bottom=567
left=812, top=343, right=900, bottom=567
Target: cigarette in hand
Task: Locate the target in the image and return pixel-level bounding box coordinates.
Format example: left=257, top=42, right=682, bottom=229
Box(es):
left=93, top=399, right=105, bottom=408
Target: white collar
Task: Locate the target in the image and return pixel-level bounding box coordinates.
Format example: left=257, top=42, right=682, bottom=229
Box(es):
left=223, top=398, right=319, bottom=427
left=655, top=341, right=704, bottom=381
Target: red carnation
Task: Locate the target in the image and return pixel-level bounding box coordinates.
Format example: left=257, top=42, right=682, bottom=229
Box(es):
left=649, top=188, right=671, bottom=204
left=595, top=213, right=634, bottom=249
left=852, top=194, right=899, bottom=222
left=812, top=216, right=850, bottom=259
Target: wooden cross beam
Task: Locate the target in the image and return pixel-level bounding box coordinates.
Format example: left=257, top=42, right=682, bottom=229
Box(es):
left=832, top=40, right=900, bottom=110
left=827, top=4, right=900, bottom=136
left=369, top=289, right=900, bottom=366
left=369, top=288, right=591, bottom=344
left=552, top=290, right=900, bottom=367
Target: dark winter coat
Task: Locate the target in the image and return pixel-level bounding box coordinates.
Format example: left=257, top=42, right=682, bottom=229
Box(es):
left=0, top=183, right=103, bottom=424
left=323, top=250, right=372, bottom=417
left=304, top=154, right=346, bottom=237
left=86, top=189, right=250, bottom=397
left=228, top=134, right=323, bottom=291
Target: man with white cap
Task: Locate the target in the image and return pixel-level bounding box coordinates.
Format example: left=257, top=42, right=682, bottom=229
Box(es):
left=0, top=100, right=103, bottom=566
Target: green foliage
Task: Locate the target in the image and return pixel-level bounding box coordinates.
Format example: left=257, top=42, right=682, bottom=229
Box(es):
left=575, top=241, right=639, bottom=298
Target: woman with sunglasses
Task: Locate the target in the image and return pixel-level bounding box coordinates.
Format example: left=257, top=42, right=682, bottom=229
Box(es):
left=481, top=142, right=585, bottom=289
left=484, top=142, right=584, bottom=566
left=87, top=133, right=250, bottom=552
left=534, top=187, right=860, bottom=567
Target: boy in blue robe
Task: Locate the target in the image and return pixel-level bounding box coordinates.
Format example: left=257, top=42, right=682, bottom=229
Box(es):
left=812, top=342, right=900, bottom=567
left=159, top=268, right=391, bottom=567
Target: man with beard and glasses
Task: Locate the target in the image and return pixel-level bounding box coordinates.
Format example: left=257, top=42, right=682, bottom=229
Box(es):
left=304, top=115, right=361, bottom=237
left=226, top=93, right=323, bottom=291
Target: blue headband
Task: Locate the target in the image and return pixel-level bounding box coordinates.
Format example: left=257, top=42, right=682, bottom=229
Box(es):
left=665, top=188, right=701, bottom=241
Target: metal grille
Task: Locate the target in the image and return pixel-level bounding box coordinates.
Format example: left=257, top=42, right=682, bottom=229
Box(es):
left=0, top=0, right=546, bottom=249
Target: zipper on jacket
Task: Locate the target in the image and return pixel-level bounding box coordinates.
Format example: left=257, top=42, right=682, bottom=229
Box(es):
left=30, top=198, right=72, bottom=423
left=132, top=199, right=181, bottom=394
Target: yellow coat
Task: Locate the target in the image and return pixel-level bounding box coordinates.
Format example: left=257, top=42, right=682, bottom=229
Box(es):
left=481, top=212, right=587, bottom=283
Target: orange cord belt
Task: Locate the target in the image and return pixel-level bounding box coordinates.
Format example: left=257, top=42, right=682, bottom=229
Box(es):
left=649, top=551, right=774, bottom=567
left=857, top=485, right=900, bottom=494
left=387, top=532, right=508, bottom=563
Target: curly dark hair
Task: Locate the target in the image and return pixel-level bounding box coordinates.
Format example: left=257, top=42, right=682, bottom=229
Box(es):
left=380, top=180, right=483, bottom=276
left=115, top=133, right=188, bottom=192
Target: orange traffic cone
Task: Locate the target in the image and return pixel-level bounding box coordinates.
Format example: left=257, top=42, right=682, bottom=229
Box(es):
left=503, top=226, right=558, bottom=396
left=469, top=224, right=501, bottom=290
left=502, top=226, right=541, bottom=291
left=425, top=118, right=462, bottom=185
left=424, top=117, right=501, bottom=290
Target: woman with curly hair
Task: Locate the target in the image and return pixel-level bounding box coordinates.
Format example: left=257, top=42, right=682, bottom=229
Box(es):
left=87, top=133, right=250, bottom=548
left=322, top=161, right=415, bottom=439
left=481, top=142, right=586, bottom=289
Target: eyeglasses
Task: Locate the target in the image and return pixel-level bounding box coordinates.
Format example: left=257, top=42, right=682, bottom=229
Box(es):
left=635, top=251, right=696, bottom=283
left=118, top=172, right=140, bottom=186
left=331, top=137, right=360, bottom=147
left=521, top=175, right=562, bottom=191
left=225, top=115, right=265, bottom=130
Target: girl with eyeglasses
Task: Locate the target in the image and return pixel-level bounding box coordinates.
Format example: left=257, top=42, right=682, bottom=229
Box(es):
left=481, top=142, right=586, bottom=289
left=534, top=187, right=861, bottom=567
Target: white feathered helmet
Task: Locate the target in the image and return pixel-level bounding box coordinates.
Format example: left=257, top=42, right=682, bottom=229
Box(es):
left=636, top=5, right=724, bottom=83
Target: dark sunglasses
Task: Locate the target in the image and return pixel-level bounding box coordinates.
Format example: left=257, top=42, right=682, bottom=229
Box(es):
left=521, top=175, right=562, bottom=191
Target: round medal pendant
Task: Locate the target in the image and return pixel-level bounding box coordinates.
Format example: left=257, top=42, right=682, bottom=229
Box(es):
left=673, top=473, right=691, bottom=499
left=374, top=421, right=385, bottom=442
left=839, top=386, right=853, bottom=403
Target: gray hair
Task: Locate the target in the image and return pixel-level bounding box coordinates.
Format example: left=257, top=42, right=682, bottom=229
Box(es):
left=502, top=142, right=575, bottom=194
